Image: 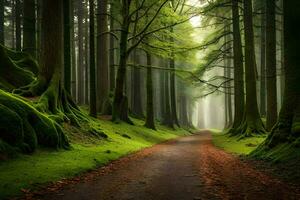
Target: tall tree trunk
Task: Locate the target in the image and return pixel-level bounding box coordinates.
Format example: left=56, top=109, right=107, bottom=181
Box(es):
left=228, top=0, right=245, bottom=134
left=70, top=0, right=77, bottom=99
left=77, top=0, right=84, bottom=104
left=0, top=0, right=4, bottom=45
left=145, top=52, right=156, bottom=130
left=260, top=0, right=267, bottom=117
left=112, top=0, right=132, bottom=123
left=23, top=0, right=36, bottom=58
left=266, top=0, right=277, bottom=131
left=162, top=60, right=174, bottom=128
left=97, top=0, right=109, bottom=112
left=169, top=27, right=179, bottom=127
left=131, top=49, right=144, bottom=118
left=63, top=0, right=71, bottom=93
left=240, top=0, right=265, bottom=136
left=15, top=0, right=22, bottom=51
left=84, top=1, right=89, bottom=104
left=89, top=0, right=96, bottom=117
left=109, top=6, right=115, bottom=92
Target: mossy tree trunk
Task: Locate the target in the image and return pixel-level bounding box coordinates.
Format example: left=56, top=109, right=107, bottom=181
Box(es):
left=228, top=0, right=245, bottom=134
left=77, top=0, right=84, bottom=104
left=145, top=52, right=156, bottom=130
left=0, top=0, right=71, bottom=154
left=265, top=0, right=277, bottom=131
left=234, top=0, right=265, bottom=136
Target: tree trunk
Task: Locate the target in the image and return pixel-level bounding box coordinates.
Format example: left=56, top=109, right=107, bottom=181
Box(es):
left=145, top=52, right=156, bottom=130
left=23, top=0, right=36, bottom=58
left=77, top=0, right=84, bottom=104
left=240, top=0, right=265, bottom=136
left=112, top=0, right=132, bottom=123
left=131, top=49, right=144, bottom=118
left=97, top=0, right=109, bottom=112
left=109, top=6, right=115, bottom=92
left=84, top=0, right=89, bottom=104
left=15, top=0, right=22, bottom=51
left=162, top=59, right=174, bottom=128
left=260, top=0, right=267, bottom=117
left=63, top=0, right=71, bottom=93
left=228, top=0, right=245, bottom=134
left=265, top=0, right=277, bottom=131
left=70, top=0, right=77, bottom=99
left=89, top=0, right=96, bottom=117
left=0, top=0, right=4, bottom=45
left=169, top=27, right=179, bottom=127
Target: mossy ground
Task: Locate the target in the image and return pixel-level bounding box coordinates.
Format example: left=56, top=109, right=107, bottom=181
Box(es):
left=211, top=130, right=300, bottom=184
left=211, top=129, right=266, bottom=155
left=0, top=117, right=189, bottom=199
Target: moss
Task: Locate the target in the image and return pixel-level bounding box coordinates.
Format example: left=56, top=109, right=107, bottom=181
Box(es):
left=211, top=130, right=266, bottom=155
left=0, top=90, right=69, bottom=154
left=0, top=45, right=35, bottom=92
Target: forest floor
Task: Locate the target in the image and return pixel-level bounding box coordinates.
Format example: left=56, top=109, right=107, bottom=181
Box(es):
left=19, top=130, right=300, bottom=200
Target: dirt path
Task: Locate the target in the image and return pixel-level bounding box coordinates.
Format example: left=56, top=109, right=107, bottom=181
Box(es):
left=26, top=131, right=300, bottom=200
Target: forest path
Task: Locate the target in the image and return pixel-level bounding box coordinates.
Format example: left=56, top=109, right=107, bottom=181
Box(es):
left=31, top=131, right=300, bottom=200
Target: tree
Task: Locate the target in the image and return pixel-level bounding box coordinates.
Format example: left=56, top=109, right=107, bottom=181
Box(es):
left=265, top=0, right=277, bottom=131
left=260, top=0, right=266, bottom=117
left=23, top=0, right=36, bottom=58
left=112, top=0, right=169, bottom=123
left=97, top=0, right=109, bottom=113
left=63, top=0, right=72, bottom=93
left=228, top=0, right=245, bottom=135
left=239, top=0, right=265, bottom=136
left=89, top=0, right=97, bottom=117
left=144, top=52, right=156, bottom=130
left=77, top=0, right=85, bottom=104
left=15, top=0, right=21, bottom=51
left=0, top=0, right=4, bottom=45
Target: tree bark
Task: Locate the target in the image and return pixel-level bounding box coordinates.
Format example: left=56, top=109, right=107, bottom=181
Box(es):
left=63, top=0, right=71, bottom=93
left=0, top=0, right=4, bottom=45
left=240, top=0, right=265, bottom=136
left=89, top=0, right=97, bottom=117
left=23, top=0, right=36, bottom=58
left=260, top=0, right=267, bottom=117
left=97, top=0, right=109, bottom=112
left=228, top=0, right=245, bottom=134
left=77, top=0, right=84, bottom=104
left=265, top=0, right=277, bottom=131
left=112, top=0, right=132, bottom=123
left=145, top=52, right=156, bottom=130
left=15, top=0, right=22, bottom=51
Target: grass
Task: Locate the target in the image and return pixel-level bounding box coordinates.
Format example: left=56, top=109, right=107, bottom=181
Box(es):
left=211, top=130, right=266, bottom=155
left=0, top=117, right=190, bottom=199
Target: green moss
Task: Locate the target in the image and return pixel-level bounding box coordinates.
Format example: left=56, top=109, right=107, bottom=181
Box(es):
left=0, top=118, right=189, bottom=199
left=211, top=130, right=266, bottom=155
left=0, top=90, right=69, bottom=153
